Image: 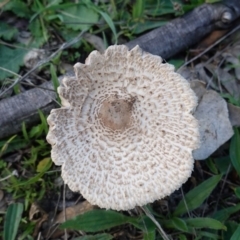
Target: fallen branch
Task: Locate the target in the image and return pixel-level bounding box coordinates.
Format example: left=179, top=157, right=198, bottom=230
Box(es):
left=1, top=2, right=240, bottom=139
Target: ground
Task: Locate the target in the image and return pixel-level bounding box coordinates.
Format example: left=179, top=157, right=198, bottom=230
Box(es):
left=1, top=0, right=240, bottom=240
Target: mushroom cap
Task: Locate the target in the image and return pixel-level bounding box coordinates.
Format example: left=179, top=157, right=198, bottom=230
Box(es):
left=47, top=45, right=199, bottom=211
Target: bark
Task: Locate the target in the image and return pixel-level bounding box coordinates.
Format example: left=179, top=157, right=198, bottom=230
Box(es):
left=126, top=3, right=240, bottom=59
left=0, top=2, right=240, bottom=139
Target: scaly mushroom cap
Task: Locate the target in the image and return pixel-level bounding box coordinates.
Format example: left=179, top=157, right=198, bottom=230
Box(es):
left=47, top=45, right=199, bottom=211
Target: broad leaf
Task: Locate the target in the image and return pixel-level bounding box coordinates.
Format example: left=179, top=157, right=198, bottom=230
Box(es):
left=0, top=45, right=27, bottom=81
left=36, top=157, right=52, bottom=173
left=61, top=210, right=134, bottom=231
left=230, top=225, right=240, bottom=240
left=60, top=4, right=99, bottom=31
left=0, top=23, right=18, bottom=40
left=3, top=0, right=31, bottom=17
left=173, top=174, right=222, bottom=216
left=61, top=210, right=155, bottom=233
left=224, top=221, right=238, bottom=240
left=185, top=217, right=226, bottom=230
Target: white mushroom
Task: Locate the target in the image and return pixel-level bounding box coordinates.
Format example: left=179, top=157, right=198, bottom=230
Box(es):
left=46, top=45, right=199, bottom=211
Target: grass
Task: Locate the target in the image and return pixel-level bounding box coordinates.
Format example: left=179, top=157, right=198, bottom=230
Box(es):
left=1, top=0, right=240, bottom=239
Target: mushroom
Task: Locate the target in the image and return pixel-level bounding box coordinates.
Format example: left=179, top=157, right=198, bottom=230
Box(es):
left=46, top=45, right=199, bottom=211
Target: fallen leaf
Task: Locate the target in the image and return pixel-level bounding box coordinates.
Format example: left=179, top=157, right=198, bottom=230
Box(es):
left=43, top=201, right=95, bottom=239
left=83, top=33, right=105, bottom=53
left=55, top=201, right=95, bottom=224
left=228, top=103, right=240, bottom=127
left=29, top=202, right=48, bottom=237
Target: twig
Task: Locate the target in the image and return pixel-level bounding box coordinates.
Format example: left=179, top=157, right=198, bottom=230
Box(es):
left=141, top=206, right=171, bottom=240
left=214, top=164, right=232, bottom=212
left=0, top=30, right=86, bottom=98
left=179, top=24, right=240, bottom=69
left=180, top=187, right=197, bottom=237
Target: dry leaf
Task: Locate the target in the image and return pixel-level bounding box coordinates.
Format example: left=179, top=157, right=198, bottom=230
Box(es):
left=43, top=201, right=95, bottom=239
left=55, top=200, right=95, bottom=224
left=29, top=202, right=48, bottom=237
left=228, top=103, right=240, bottom=127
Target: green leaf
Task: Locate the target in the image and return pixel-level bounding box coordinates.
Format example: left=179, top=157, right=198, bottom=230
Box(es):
left=60, top=4, right=99, bottom=31
left=168, top=59, right=185, bottom=70
left=206, top=158, right=219, bottom=175
left=224, top=221, right=239, bottom=240
left=0, top=135, right=17, bottom=157
left=132, top=215, right=155, bottom=232
left=230, top=128, right=240, bottom=176
left=22, top=122, right=30, bottom=143
left=132, top=0, right=145, bottom=19
left=96, top=10, right=117, bottom=44
left=61, top=210, right=155, bottom=233
left=0, top=137, right=28, bottom=156
left=171, top=217, right=188, bottom=232
left=36, top=157, right=52, bottom=173
left=234, top=187, right=240, bottom=199
left=230, top=226, right=240, bottom=240
left=13, top=171, right=45, bottom=187
left=143, top=230, right=155, bottom=240
left=132, top=21, right=167, bottom=34
left=212, top=204, right=240, bottom=222
left=73, top=233, right=113, bottom=240
left=3, top=0, right=31, bottom=17
left=214, top=156, right=232, bottom=174
left=3, top=203, right=24, bottom=240
left=60, top=210, right=133, bottom=231
left=0, top=45, right=27, bottom=81
left=173, top=174, right=222, bottom=216
left=28, top=18, right=46, bottom=47
left=178, top=234, right=187, bottom=240
left=185, top=217, right=226, bottom=230
left=38, top=110, right=48, bottom=135
left=0, top=22, right=18, bottom=40
left=50, top=64, right=61, bottom=104
left=195, top=231, right=219, bottom=240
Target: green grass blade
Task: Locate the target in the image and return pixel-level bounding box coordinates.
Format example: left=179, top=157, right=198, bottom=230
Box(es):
left=230, top=128, right=240, bottom=176
left=21, top=122, right=30, bottom=143
left=173, top=174, right=222, bottom=216
left=50, top=63, right=61, bottom=104
left=3, top=203, right=24, bottom=240
left=38, top=110, right=48, bottom=135
left=185, top=217, right=226, bottom=230
left=132, top=0, right=145, bottom=19
left=230, top=225, right=240, bottom=240
left=0, top=135, right=17, bottom=157
left=96, top=10, right=117, bottom=44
